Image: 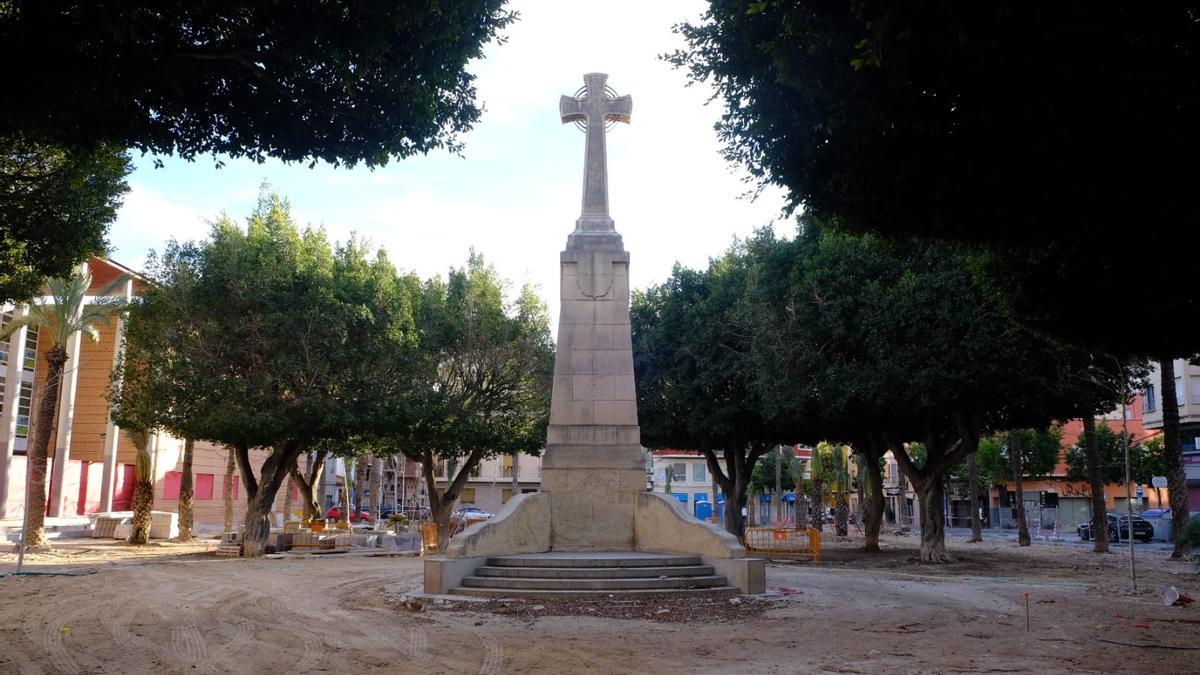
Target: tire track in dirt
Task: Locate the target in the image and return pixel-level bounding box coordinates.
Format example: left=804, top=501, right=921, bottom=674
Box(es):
left=24, top=596, right=108, bottom=674
left=473, top=628, right=504, bottom=675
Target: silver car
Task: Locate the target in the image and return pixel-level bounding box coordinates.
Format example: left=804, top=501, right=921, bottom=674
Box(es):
left=1140, top=509, right=1174, bottom=542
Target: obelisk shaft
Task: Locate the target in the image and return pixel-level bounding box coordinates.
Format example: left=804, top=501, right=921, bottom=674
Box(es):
left=543, top=74, right=643, bottom=550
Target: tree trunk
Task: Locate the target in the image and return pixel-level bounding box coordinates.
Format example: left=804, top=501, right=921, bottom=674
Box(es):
left=915, top=477, right=953, bottom=562
left=809, top=476, right=824, bottom=533
left=834, top=491, right=849, bottom=537
left=1010, top=430, right=1031, bottom=546
left=281, top=475, right=294, bottom=523
left=289, top=450, right=326, bottom=522
left=861, top=448, right=884, bottom=552
left=234, top=442, right=300, bottom=557
left=774, top=446, right=783, bottom=524
left=511, top=450, right=520, bottom=503
left=22, top=346, right=68, bottom=550
left=353, top=457, right=367, bottom=521
left=1081, top=416, right=1109, bottom=553
left=722, top=483, right=747, bottom=540
left=1159, top=357, right=1191, bottom=559
left=895, top=470, right=909, bottom=529
left=176, top=438, right=195, bottom=541
left=342, top=459, right=353, bottom=524
left=129, top=478, right=153, bottom=544
left=794, top=479, right=809, bottom=530
left=370, top=454, right=383, bottom=524
left=967, top=452, right=982, bottom=543
left=223, top=446, right=235, bottom=533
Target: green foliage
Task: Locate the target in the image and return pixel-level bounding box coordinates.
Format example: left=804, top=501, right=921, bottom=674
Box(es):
left=974, top=427, right=1063, bottom=485
left=1065, top=425, right=1165, bottom=486
left=0, top=136, right=131, bottom=304
left=402, top=251, right=555, bottom=469
left=1180, top=515, right=1200, bottom=550
left=111, top=190, right=415, bottom=457
left=669, top=2, right=1198, bottom=355
left=0, top=2, right=514, bottom=167
left=0, top=267, right=129, bottom=348
left=749, top=451, right=800, bottom=495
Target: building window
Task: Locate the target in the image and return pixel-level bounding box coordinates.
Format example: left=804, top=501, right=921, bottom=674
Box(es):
left=163, top=471, right=182, bottom=500
left=1144, top=385, right=1157, bottom=413
left=501, top=454, right=515, bottom=478
left=1176, top=377, right=1185, bottom=409
left=23, top=326, right=38, bottom=370
left=501, top=488, right=513, bottom=503
left=459, top=487, right=476, bottom=504
left=15, top=381, right=33, bottom=440
left=666, top=462, right=687, bottom=485
left=470, top=463, right=481, bottom=478
left=195, top=473, right=215, bottom=500
left=692, top=462, right=707, bottom=483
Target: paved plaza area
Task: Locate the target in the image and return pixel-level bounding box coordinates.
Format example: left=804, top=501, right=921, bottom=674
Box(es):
left=1, top=535, right=1197, bottom=674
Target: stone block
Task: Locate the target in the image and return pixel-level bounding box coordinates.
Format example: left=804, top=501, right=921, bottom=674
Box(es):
left=592, top=349, right=633, bottom=375
left=594, top=400, right=638, bottom=426
left=706, top=557, right=766, bottom=594
left=549, top=400, right=593, bottom=426
left=551, top=375, right=574, bottom=401
left=545, top=425, right=641, bottom=446
left=543, top=467, right=643, bottom=551
left=541, top=443, right=646, bottom=469
left=424, top=556, right=485, bottom=594
left=570, top=374, right=596, bottom=401
left=569, top=349, right=594, bottom=375
left=593, top=299, right=630, bottom=325
left=559, top=299, right=593, bottom=325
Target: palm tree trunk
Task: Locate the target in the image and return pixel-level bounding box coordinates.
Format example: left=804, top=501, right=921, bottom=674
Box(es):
left=177, top=438, right=195, bottom=540
left=22, top=345, right=67, bottom=549
left=810, top=476, right=824, bottom=533
left=129, top=433, right=154, bottom=545
left=967, top=452, right=983, bottom=542
left=370, top=454, right=383, bottom=524
left=1011, top=430, right=1031, bottom=546
left=223, top=446, right=235, bottom=533
left=834, top=491, right=849, bottom=536
left=1081, top=416, right=1109, bottom=553
left=1159, top=357, right=1191, bottom=559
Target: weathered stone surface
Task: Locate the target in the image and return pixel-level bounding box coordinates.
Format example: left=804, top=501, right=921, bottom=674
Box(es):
left=443, top=492, right=551, bottom=559
left=633, top=492, right=744, bottom=559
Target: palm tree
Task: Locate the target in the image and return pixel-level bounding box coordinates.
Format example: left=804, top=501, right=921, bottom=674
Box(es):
left=127, top=428, right=154, bottom=544
left=0, top=268, right=127, bottom=549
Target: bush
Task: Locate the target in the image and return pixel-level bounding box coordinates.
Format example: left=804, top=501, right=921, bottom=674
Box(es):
left=1181, top=515, right=1200, bottom=550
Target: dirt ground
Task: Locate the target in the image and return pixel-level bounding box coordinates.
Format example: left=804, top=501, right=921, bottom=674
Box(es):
left=1, top=533, right=1198, bottom=674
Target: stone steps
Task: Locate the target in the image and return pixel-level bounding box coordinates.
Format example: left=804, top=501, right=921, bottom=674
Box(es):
left=473, top=564, right=716, bottom=579
left=449, top=552, right=733, bottom=598
left=486, top=553, right=702, bottom=568
left=447, top=586, right=740, bottom=599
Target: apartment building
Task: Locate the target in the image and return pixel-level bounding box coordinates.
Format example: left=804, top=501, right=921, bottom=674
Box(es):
left=433, top=452, right=543, bottom=515
left=1143, top=359, right=1200, bottom=511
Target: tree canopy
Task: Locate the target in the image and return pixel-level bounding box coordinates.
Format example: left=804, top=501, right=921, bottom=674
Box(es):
left=0, top=1, right=514, bottom=166
left=975, top=427, right=1064, bottom=487
left=0, top=136, right=131, bottom=303
left=670, top=2, right=1199, bottom=355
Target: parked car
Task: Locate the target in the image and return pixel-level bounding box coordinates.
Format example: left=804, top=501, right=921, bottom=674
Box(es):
left=325, top=505, right=371, bottom=523
left=1078, top=514, right=1154, bottom=543
left=448, top=506, right=494, bottom=532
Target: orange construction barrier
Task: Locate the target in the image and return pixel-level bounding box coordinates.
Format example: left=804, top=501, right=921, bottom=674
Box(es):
left=744, top=527, right=821, bottom=561
left=421, top=522, right=440, bottom=555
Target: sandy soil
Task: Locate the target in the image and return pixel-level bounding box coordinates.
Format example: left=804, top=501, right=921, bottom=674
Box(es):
left=1, top=534, right=1197, bottom=674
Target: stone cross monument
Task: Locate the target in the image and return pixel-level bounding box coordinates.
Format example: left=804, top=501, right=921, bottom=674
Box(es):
left=424, top=74, right=759, bottom=595
left=541, top=73, right=644, bottom=550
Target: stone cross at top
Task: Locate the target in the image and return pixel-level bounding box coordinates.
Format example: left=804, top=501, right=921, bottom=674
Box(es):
left=560, top=73, right=632, bottom=232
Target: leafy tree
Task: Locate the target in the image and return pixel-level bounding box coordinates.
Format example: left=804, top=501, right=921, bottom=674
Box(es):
left=1, top=268, right=127, bottom=549
left=392, top=254, right=554, bottom=549
left=1, top=136, right=131, bottom=304
left=111, top=192, right=414, bottom=556
left=748, top=226, right=1097, bottom=561
left=633, top=243, right=798, bottom=540
left=670, top=2, right=1199, bottom=357
left=0, top=2, right=514, bottom=167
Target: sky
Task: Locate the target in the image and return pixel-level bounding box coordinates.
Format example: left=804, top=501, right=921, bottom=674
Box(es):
left=109, top=0, right=792, bottom=324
